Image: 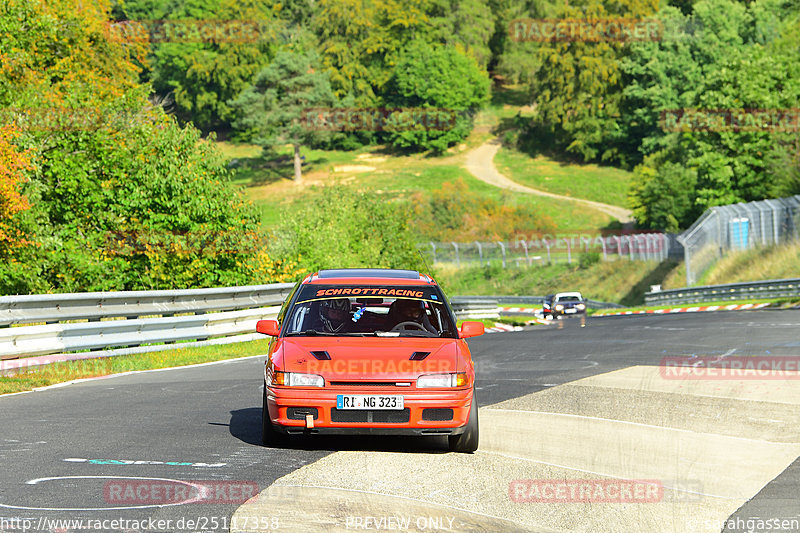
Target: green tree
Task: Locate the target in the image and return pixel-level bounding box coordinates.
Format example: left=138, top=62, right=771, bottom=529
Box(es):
left=619, top=7, right=705, bottom=163
left=111, top=0, right=171, bottom=20
left=0, top=0, right=274, bottom=293
left=628, top=147, right=700, bottom=232
left=231, top=49, right=337, bottom=181
left=383, top=40, right=490, bottom=153
left=527, top=0, right=660, bottom=165
left=261, top=0, right=320, bottom=26
left=0, top=0, right=146, bottom=110
left=312, top=0, right=430, bottom=103
left=625, top=0, right=800, bottom=228
left=489, top=0, right=558, bottom=84
left=146, top=0, right=279, bottom=132
left=425, top=0, right=495, bottom=69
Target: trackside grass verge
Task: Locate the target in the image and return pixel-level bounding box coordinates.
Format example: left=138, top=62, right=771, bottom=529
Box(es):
left=0, top=339, right=272, bottom=396
left=456, top=317, right=541, bottom=329
left=590, top=298, right=800, bottom=316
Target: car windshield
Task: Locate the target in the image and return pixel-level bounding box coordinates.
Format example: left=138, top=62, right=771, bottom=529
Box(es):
left=558, top=296, right=582, bottom=302
left=283, top=284, right=457, bottom=338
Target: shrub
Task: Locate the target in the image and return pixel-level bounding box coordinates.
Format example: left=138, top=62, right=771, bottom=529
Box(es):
left=269, top=186, right=426, bottom=273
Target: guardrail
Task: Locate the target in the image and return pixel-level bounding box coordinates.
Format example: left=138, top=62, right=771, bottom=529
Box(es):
left=0, top=284, right=295, bottom=363
left=450, top=298, right=501, bottom=320
left=0, top=284, right=295, bottom=326
left=0, top=307, right=282, bottom=360
left=452, top=296, right=624, bottom=310
left=644, top=278, right=800, bottom=306
left=1, top=287, right=623, bottom=369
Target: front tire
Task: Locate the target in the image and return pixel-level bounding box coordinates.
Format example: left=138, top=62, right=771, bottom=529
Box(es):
left=449, top=388, right=479, bottom=453
left=262, top=385, right=284, bottom=447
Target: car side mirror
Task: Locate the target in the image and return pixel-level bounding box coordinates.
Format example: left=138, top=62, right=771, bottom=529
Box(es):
left=256, top=319, right=280, bottom=337
left=459, top=321, right=485, bottom=338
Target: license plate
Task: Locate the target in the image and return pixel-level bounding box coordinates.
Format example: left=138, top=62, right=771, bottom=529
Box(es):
left=336, top=395, right=404, bottom=410
left=565, top=308, right=577, bottom=314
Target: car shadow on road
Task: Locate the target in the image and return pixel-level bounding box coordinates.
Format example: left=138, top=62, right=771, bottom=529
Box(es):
left=229, top=407, right=449, bottom=453
left=227, top=407, right=263, bottom=446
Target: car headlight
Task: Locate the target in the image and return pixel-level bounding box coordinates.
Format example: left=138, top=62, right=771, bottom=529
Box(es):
left=270, top=371, right=324, bottom=387
left=577, top=303, right=586, bottom=310
left=417, top=373, right=468, bottom=388
left=555, top=304, right=564, bottom=310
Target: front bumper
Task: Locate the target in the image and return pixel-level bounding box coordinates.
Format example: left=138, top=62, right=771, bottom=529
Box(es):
left=265, top=386, right=473, bottom=436
left=552, top=307, right=586, bottom=316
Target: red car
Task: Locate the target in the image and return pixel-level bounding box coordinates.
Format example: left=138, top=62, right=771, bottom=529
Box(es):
left=256, top=268, right=484, bottom=453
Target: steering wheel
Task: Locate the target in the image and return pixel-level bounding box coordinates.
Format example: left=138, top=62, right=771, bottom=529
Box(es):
left=390, top=321, right=426, bottom=332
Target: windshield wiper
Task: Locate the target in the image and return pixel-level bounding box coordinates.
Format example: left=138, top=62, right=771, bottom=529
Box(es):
left=284, top=330, right=336, bottom=336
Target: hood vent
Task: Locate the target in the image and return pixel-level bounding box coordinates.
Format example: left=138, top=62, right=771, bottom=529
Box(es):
left=409, top=351, right=431, bottom=361
left=310, top=350, right=331, bottom=360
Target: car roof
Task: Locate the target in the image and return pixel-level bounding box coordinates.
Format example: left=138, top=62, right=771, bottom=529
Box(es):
left=304, top=268, right=436, bottom=285
left=555, top=291, right=583, bottom=298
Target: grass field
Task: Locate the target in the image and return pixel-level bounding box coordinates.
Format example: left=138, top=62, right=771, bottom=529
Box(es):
left=215, top=85, right=625, bottom=233
left=481, top=85, right=634, bottom=209
left=660, top=241, right=800, bottom=289
left=494, top=148, right=634, bottom=208
left=218, top=141, right=616, bottom=231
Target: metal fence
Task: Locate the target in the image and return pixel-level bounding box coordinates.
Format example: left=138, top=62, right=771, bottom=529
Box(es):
left=677, top=195, right=800, bottom=286
left=421, top=232, right=681, bottom=267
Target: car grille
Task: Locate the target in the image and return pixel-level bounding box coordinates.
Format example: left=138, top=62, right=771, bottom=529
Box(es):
left=329, top=381, right=406, bottom=387
left=330, top=408, right=411, bottom=423
left=422, top=408, right=453, bottom=421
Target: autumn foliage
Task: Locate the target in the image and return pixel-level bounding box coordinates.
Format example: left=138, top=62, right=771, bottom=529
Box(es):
left=0, top=126, right=32, bottom=249
left=0, top=0, right=298, bottom=293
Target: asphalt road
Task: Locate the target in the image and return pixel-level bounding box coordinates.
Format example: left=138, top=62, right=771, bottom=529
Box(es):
left=0, top=310, right=798, bottom=533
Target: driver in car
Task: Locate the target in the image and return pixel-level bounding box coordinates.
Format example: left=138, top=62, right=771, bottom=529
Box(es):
left=389, top=299, right=438, bottom=334
left=318, top=298, right=353, bottom=333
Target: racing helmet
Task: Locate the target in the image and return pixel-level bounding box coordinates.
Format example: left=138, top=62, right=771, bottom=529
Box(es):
left=394, top=298, right=425, bottom=321
left=319, top=298, right=350, bottom=332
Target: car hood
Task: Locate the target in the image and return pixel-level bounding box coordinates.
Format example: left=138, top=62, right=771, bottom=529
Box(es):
left=277, top=337, right=460, bottom=380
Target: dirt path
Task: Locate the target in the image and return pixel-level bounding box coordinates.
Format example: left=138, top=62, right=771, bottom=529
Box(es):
left=464, top=139, right=634, bottom=223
